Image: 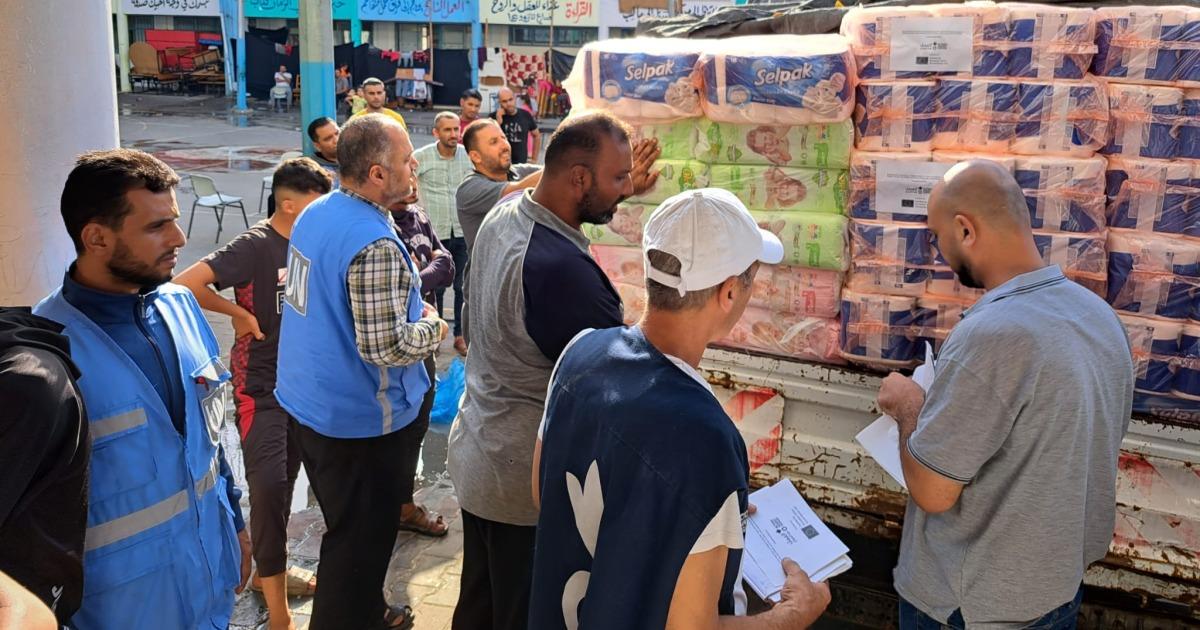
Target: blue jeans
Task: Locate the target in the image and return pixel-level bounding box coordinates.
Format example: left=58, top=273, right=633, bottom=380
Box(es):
left=899, top=587, right=1082, bottom=630
left=436, top=236, right=468, bottom=337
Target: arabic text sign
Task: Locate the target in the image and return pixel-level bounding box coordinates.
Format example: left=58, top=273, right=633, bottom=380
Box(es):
left=244, top=0, right=356, bottom=19
left=122, top=0, right=221, bottom=15
left=600, top=0, right=729, bottom=28
left=359, top=0, right=477, bottom=22
left=481, top=0, right=597, bottom=27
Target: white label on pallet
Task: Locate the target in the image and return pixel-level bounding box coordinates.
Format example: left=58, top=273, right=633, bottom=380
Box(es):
left=889, top=17, right=974, bottom=72
left=876, top=159, right=952, bottom=216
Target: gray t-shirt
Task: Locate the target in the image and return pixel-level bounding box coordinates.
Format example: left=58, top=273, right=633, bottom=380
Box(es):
left=895, top=265, right=1133, bottom=627
left=455, top=164, right=541, bottom=253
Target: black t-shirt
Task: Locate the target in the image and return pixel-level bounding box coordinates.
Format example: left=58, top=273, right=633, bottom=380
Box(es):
left=0, top=317, right=89, bottom=624
left=204, top=220, right=289, bottom=403
left=493, top=108, right=538, bottom=164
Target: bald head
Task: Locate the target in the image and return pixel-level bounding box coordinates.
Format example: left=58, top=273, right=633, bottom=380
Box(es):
left=928, top=160, right=1030, bottom=230
left=926, top=160, right=1044, bottom=291
left=498, top=87, right=518, bottom=114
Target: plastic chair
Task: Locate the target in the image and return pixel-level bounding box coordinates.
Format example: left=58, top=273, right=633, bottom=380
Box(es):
left=188, top=174, right=248, bottom=243
left=258, top=150, right=304, bottom=214
left=270, top=85, right=291, bottom=112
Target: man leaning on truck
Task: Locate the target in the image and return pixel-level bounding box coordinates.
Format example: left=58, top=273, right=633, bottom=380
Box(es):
left=877, top=160, right=1134, bottom=629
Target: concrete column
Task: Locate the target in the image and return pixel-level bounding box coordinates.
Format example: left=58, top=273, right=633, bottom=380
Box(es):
left=598, top=24, right=609, bottom=40
left=115, top=1, right=132, bottom=92
left=299, top=0, right=336, bottom=154
left=470, top=20, right=482, bottom=88
left=0, top=0, right=118, bottom=306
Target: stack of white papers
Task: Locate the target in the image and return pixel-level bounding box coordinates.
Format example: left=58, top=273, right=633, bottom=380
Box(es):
left=742, top=480, right=853, bottom=603
left=853, top=342, right=937, bottom=490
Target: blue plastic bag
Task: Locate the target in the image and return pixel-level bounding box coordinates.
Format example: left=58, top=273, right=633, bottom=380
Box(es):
left=431, top=357, right=466, bottom=424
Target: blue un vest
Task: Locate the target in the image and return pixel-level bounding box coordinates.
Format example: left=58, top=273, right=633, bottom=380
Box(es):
left=35, top=284, right=240, bottom=630
left=276, top=190, right=430, bottom=438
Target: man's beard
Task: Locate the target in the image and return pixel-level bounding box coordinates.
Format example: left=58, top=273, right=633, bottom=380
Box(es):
left=109, top=239, right=172, bottom=288
left=954, top=260, right=983, bottom=289
left=578, top=187, right=623, bottom=226
left=485, top=153, right=511, bottom=173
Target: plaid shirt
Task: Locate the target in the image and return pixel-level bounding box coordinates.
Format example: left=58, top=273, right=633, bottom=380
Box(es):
left=414, top=142, right=473, bottom=239
left=341, top=188, right=442, bottom=367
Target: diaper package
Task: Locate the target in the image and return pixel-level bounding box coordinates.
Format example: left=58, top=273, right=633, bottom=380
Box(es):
left=591, top=244, right=644, bottom=286
left=625, top=160, right=711, bottom=205
left=718, top=308, right=844, bottom=364
left=1121, top=313, right=1183, bottom=394
left=1107, top=228, right=1200, bottom=320
left=914, top=294, right=973, bottom=352
left=569, top=38, right=703, bottom=122
left=1013, top=155, right=1107, bottom=233
left=839, top=289, right=921, bottom=368
left=1105, top=156, right=1198, bottom=236
left=696, top=120, right=854, bottom=169
left=752, top=211, right=848, bottom=271
left=932, top=151, right=1017, bottom=173
left=614, top=282, right=647, bottom=325
left=713, top=164, right=848, bottom=214
left=631, top=120, right=701, bottom=162
left=847, top=219, right=935, bottom=296
left=924, top=2, right=1011, bottom=78
left=1174, top=323, right=1200, bottom=399
left=749, top=265, right=843, bottom=319
left=1012, top=78, right=1109, bottom=157
left=1183, top=89, right=1200, bottom=160
left=846, top=263, right=932, bottom=297
left=854, top=80, right=939, bottom=152
left=841, top=6, right=937, bottom=81
left=1006, top=3, right=1097, bottom=80
left=698, top=34, right=856, bottom=125
left=584, top=203, right=652, bottom=247
left=1102, top=82, right=1184, bottom=160
left=1093, top=6, right=1200, bottom=86
left=1032, top=231, right=1109, bottom=296
left=933, top=78, right=1019, bottom=152
left=849, top=150, right=933, bottom=223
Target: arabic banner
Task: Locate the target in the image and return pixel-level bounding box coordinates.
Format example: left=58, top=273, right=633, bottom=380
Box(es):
left=122, top=0, right=221, bottom=15
left=359, top=0, right=476, bottom=23
left=480, top=0, right=597, bottom=27
left=599, top=0, right=728, bottom=28
left=243, top=0, right=357, bottom=19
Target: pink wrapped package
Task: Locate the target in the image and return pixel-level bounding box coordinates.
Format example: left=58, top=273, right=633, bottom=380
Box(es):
left=748, top=265, right=842, bottom=319
left=614, top=282, right=647, bottom=326
left=591, top=244, right=644, bottom=287
left=717, top=308, right=844, bottom=365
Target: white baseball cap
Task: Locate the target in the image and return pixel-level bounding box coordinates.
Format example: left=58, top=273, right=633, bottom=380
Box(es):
left=643, top=188, right=784, bottom=296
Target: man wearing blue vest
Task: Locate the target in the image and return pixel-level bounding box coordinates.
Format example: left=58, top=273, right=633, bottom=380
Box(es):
left=34, top=149, right=248, bottom=629
left=276, top=113, right=448, bottom=630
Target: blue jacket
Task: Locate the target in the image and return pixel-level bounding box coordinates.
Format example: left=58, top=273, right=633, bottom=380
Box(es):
left=276, top=190, right=430, bottom=438
left=36, top=284, right=241, bottom=630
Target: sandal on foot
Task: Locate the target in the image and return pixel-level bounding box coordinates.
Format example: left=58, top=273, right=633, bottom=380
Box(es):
left=398, top=505, right=449, bottom=538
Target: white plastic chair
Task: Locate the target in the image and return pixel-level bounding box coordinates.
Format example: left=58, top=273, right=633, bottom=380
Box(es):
left=258, top=150, right=304, bottom=214
left=270, top=85, right=291, bottom=112
left=188, top=174, right=248, bottom=243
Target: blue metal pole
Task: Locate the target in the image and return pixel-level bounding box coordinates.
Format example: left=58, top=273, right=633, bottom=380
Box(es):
left=470, top=16, right=481, bottom=89
left=299, top=0, right=336, bottom=154
left=351, top=16, right=363, bottom=44
left=236, top=20, right=247, bottom=111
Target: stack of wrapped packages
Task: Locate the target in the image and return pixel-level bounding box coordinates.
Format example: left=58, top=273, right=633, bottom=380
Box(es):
left=839, top=2, right=1112, bottom=369
left=569, top=35, right=856, bottom=365
left=1092, top=6, right=1200, bottom=415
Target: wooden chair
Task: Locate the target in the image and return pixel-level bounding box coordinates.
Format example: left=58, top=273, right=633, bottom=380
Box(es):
left=129, top=42, right=181, bottom=92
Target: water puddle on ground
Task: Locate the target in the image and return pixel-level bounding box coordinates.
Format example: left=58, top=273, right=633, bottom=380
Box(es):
left=126, top=142, right=294, bottom=173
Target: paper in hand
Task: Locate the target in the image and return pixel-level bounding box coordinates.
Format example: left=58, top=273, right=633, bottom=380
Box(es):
left=741, top=481, right=853, bottom=603
left=854, top=342, right=936, bottom=490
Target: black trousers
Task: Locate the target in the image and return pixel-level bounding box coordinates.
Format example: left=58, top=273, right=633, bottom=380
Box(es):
left=398, top=355, right=436, bottom=506
left=294, top=415, right=426, bottom=630
left=435, top=236, right=468, bottom=338
left=240, top=403, right=302, bottom=576
left=451, top=509, right=536, bottom=630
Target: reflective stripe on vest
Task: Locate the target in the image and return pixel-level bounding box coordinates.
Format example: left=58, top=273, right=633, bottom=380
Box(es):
left=90, top=409, right=147, bottom=440
left=84, top=457, right=220, bottom=552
